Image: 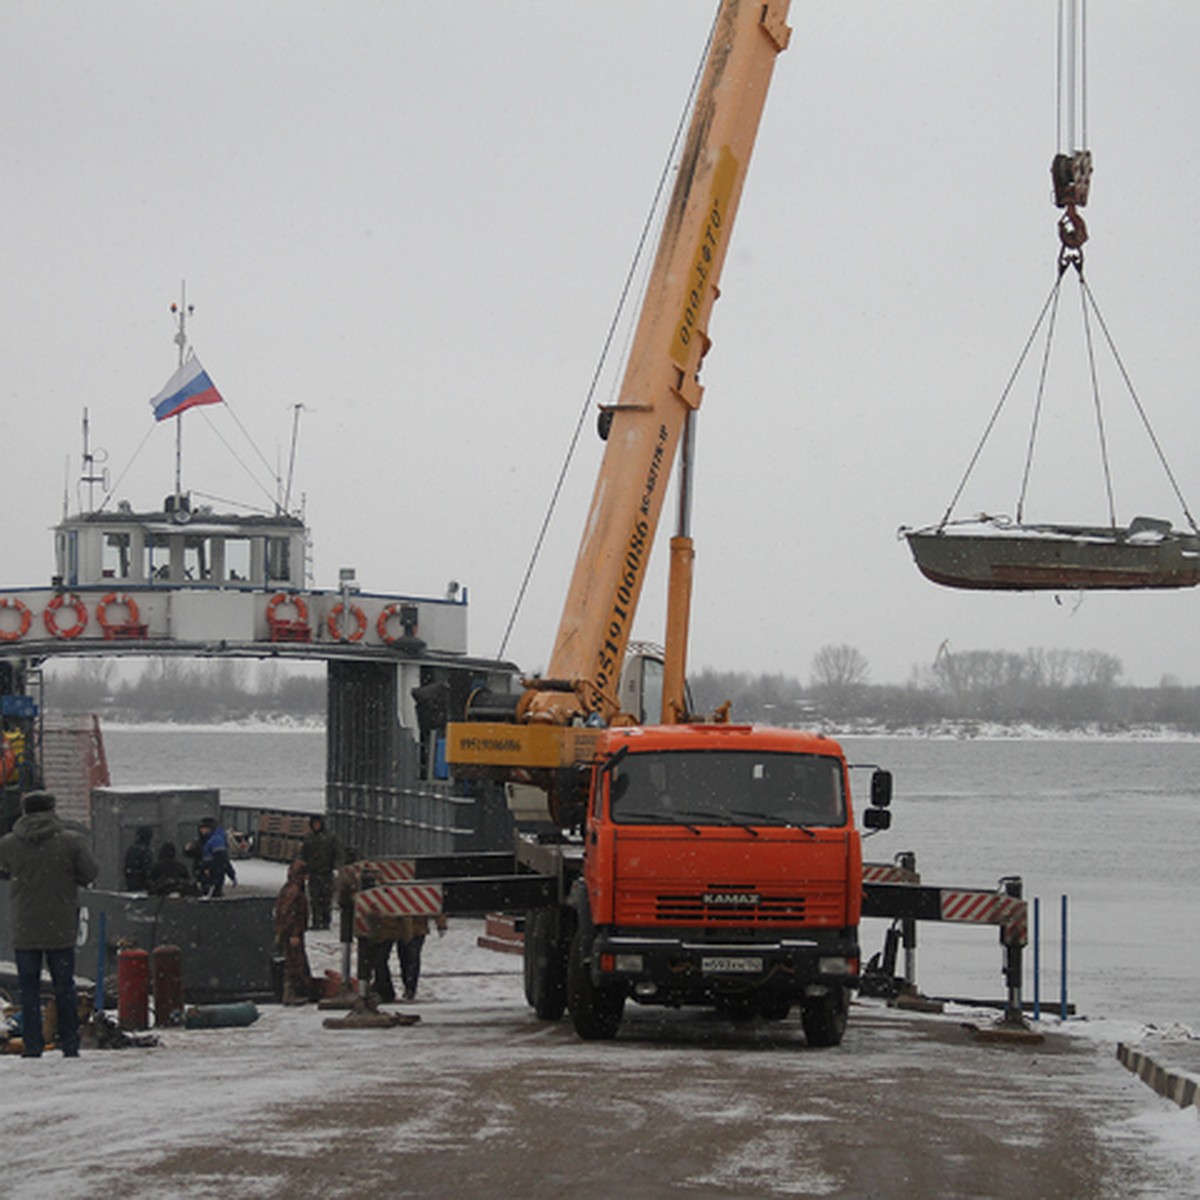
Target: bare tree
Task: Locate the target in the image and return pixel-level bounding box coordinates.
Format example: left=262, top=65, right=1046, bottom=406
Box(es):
left=811, top=645, right=869, bottom=690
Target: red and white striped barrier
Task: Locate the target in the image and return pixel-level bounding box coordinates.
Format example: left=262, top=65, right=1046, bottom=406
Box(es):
left=354, top=882, right=445, bottom=937
left=939, top=889, right=1028, bottom=946
left=340, top=859, right=417, bottom=887
left=863, top=861, right=920, bottom=885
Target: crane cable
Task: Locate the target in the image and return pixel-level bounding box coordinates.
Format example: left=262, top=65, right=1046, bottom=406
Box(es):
left=938, top=0, right=1198, bottom=538
left=496, top=11, right=719, bottom=661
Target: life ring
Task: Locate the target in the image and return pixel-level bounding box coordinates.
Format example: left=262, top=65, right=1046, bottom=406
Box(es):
left=266, top=592, right=308, bottom=625
left=44, top=593, right=88, bottom=639
left=97, top=591, right=141, bottom=633
left=376, top=603, right=407, bottom=645
left=327, top=602, right=367, bottom=643
left=0, top=597, right=32, bottom=642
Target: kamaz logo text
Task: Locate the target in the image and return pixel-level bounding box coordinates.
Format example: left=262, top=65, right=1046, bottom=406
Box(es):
left=703, top=891, right=760, bottom=906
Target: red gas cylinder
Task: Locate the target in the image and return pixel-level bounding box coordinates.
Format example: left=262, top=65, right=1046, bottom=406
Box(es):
left=151, top=944, right=184, bottom=1027
left=117, top=947, right=149, bottom=1030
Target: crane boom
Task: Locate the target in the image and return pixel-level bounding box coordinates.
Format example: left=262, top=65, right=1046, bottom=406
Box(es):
left=448, top=0, right=791, bottom=801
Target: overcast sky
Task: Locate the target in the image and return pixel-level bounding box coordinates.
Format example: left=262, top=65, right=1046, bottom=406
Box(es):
left=5, top=2, right=1200, bottom=688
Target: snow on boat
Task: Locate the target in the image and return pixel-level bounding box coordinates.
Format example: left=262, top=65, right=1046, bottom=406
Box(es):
left=902, top=515, right=1200, bottom=591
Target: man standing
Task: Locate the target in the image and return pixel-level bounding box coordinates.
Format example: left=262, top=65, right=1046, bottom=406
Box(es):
left=274, top=858, right=320, bottom=1004
left=301, top=814, right=340, bottom=929
left=0, top=791, right=98, bottom=1057
left=123, top=825, right=154, bottom=891
left=197, top=816, right=237, bottom=898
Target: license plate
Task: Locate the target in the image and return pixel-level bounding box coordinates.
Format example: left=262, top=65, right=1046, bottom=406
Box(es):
left=702, top=956, right=763, bottom=975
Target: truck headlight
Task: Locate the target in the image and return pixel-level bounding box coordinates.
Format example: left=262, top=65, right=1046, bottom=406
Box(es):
left=614, top=954, right=643, bottom=973
left=818, top=956, right=850, bottom=975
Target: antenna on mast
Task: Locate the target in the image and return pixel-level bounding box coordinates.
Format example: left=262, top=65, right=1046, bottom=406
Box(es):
left=282, top=403, right=305, bottom=516
left=79, top=408, right=108, bottom=515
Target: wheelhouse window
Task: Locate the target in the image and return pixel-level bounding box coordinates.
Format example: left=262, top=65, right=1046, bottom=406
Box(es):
left=102, top=532, right=132, bottom=580
left=609, top=751, right=845, bottom=827
left=266, top=536, right=291, bottom=583
left=224, top=537, right=251, bottom=583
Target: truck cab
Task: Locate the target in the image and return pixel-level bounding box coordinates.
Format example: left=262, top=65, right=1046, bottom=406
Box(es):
left=566, top=723, right=884, bottom=1042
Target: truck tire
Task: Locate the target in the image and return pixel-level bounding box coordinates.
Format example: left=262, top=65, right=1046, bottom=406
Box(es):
left=800, top=985, right=849, bottom=1047
left=525, top=908, right=568, bottom=1021
left=567, top=928, right=625, bottom=1040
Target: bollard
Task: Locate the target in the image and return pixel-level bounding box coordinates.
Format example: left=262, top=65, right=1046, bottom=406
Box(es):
left=117, top=947, right=150, bottom=1030
left=151, top=945, right=184, bottom=1027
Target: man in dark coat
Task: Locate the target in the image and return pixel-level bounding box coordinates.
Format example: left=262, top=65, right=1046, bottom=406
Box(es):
left=274, top=858, right=320, bottom=1004
left=148, top=842, right=196, bottom=896
left=123, top=825, right=154, bottom=891
left=0, top=791, right=99, bottom=1057
left=301, top=814, right=340, bottom=929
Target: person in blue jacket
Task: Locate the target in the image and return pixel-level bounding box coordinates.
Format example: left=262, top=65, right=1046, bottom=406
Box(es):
left=197, top=817, right=237, bottom=898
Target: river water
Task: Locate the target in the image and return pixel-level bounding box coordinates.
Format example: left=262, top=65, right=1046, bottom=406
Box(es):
left=102, top=723, right=1200, bottom=1030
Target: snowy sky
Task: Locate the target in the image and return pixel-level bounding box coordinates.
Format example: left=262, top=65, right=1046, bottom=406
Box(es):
left=6, top=2, right=1200, bottom=687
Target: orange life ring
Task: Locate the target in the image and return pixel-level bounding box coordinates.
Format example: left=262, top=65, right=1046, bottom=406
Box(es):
left=0, top=597, right=32, bottom=642
left=44, top=593, right=88, bottom=639
left=266, top=592, right=308, bottom=625
left=376, top=603, right=406, bottom=645
left=97, top=591, right=141, bottom=633
left=327, top=602, right=367, bottom=643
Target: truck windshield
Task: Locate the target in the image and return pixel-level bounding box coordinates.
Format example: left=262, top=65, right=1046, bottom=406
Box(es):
left=609, top=750, right=845, bottom=827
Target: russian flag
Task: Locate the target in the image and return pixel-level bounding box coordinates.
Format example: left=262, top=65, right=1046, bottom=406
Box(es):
left=149, top=355, right=224, bottom=422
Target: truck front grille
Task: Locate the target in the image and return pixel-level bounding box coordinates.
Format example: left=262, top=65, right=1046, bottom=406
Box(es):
left=654, top=893, right=807, bottom=925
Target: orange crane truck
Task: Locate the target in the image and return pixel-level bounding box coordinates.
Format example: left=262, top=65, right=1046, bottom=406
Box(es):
left=343, top=0, right=912, bottom=1046
left=345, top=0, right=1033, bottom=1041
left=433, top=0, right=893, bottom=1044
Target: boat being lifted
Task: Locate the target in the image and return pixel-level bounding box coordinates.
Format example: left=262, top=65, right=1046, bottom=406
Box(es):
left=903, top=514, right=1200, bottom=592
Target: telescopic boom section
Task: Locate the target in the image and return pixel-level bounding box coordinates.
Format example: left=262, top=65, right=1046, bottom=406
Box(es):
left=529, top=0, right=791, bottom=726
left=448, top=0, right=790, bottom=795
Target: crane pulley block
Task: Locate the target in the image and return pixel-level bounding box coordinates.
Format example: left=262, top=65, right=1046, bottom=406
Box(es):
left=1051, top=150, right=1092, bottom=208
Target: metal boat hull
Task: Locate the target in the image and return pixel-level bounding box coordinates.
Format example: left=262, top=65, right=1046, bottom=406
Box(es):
left=904, top=520, right=1200, bottom=591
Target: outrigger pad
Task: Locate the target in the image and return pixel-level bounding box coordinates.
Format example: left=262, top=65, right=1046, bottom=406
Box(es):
left=322, top=1011, right=420, bottom=1029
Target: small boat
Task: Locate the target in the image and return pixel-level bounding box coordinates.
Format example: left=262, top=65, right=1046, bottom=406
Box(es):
left=902, top=515, right=1200, bottom=591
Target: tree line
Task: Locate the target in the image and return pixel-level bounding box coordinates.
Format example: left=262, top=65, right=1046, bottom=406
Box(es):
left=44, top=644, right=1200, bottom=732
left=46, top=658, right=325, bottom=723
left=690, top=644, right=1200, bottom=732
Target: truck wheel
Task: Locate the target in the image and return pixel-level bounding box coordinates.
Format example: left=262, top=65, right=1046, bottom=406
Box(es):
left=800, top=985, right=848, bottom=1047
left=567, top=928, right=625, bottom=1040
left=525, top=908, right=568, bottom=1020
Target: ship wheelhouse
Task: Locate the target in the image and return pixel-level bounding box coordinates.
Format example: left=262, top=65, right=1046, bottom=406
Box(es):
left=54, top=495, right=307, bottom=592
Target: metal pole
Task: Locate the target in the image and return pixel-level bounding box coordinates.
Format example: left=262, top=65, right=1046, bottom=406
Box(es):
left=1032, top=896, right=1041, bottom=1021
left=898, top=851, right=918, bottom=991
left=1000, top=876, right=1024, bottom=1026
left=94, top=909, right=107, bottom=1016
left=1060, top=893, right=1069, bottom=1021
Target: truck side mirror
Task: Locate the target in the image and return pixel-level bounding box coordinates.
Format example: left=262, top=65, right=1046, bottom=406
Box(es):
left=863, top=807, right=891, bottom=831
left=870, top=769, right=892, bottom=808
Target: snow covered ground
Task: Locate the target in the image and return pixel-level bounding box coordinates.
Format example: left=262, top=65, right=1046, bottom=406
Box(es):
left=2, top=883, right=1197, bottom=1200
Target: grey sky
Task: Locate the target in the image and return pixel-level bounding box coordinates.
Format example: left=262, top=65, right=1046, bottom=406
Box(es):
left=5, top=2, right=1200, bottom=687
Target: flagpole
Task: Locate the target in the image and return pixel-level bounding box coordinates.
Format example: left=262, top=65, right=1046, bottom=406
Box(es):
left=171, top=281, right=190, bottom=512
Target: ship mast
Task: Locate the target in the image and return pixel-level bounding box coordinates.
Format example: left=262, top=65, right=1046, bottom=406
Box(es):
left=170, top=281, right=193, bottom=512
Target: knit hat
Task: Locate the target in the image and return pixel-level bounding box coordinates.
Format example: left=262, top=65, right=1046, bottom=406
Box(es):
left=22, top=791, right=56, bottom=813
